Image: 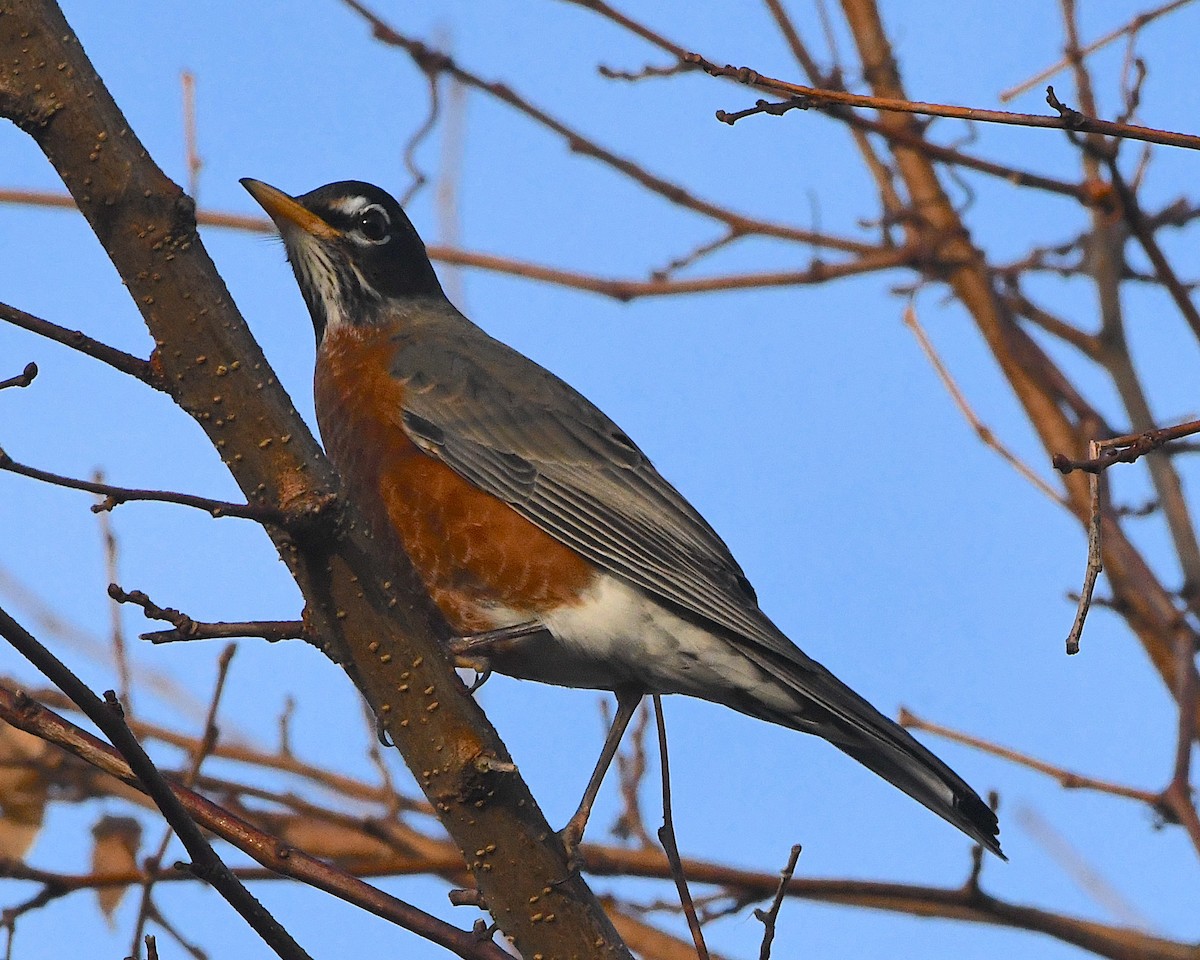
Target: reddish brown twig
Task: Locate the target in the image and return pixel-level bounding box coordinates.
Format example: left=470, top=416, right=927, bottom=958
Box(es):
left=903, top=303, right=1066, bottom=506
left=0, top=606, right=313, bottom=960
left=340, top=0, right=875, bottom=255
left=95, top=471, right=133, bottom=708
left=1000, top=0, right=1195, bottom=102
left=1053, top=420, right=1200, bottom=475
left=1051, top=420, right=1200, bottom=651
left=0, top=683, right=508, bottom=960
left=899, top=708, right=1161, bottom=807
left=181, top=70, right=202, bottom=200
left=0, top=189, right=917, bottom=300
left=1160, top=627, right=1200, bottom=853
left=687, top=52, right=1200, bottom=152
left=130, top=644, right=236, bottom=957
left=572, top=0, right=1091, bottom=204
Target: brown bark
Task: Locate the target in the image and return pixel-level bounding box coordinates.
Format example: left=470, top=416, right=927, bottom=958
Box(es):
left=0, top=1, right=629, bottom=955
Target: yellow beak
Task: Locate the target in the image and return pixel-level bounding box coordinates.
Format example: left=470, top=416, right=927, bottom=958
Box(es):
left=240, top=178, right=342, bottom=240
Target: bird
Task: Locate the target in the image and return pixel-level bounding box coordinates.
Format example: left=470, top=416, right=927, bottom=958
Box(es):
left=242, top=177, right=1003, bottom=859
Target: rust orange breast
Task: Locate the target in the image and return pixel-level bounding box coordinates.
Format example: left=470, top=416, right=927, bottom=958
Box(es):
left=313, top=325, right=595, bottom=633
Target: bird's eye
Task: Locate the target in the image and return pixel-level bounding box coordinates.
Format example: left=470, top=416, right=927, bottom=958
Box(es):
left=356, top=204, right=391, bottom=243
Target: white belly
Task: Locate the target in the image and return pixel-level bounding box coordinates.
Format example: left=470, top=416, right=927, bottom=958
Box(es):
left=484, top=573, right=798, bottom=717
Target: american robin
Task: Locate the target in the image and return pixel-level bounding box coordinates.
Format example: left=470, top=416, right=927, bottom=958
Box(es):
left=243, top=178, right=1003, bottom=859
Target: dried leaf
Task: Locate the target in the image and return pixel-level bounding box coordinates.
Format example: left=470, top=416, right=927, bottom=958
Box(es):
left=91, top=814, right=142, bottom=922
left=0, top=722, right=52, bottom=858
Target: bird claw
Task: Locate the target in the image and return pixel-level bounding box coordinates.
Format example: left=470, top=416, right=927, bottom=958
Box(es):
left=375, top=713, right=394, bottom=747
left=458, top=657, right=493, bottom=694
left=447, top=620, right=545, bottom=694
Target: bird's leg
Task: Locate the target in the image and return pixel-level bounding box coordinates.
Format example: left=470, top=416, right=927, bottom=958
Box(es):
left=559, top=687, right=643, bottom=864
left=447, top=620, right=545, bottom=693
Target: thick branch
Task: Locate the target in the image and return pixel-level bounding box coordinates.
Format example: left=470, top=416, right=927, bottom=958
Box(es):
left=0, top=4, right=629, bottom=955
left=832, top=0, right=1199, bottom=729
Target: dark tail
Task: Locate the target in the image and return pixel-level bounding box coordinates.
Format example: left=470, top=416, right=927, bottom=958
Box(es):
left=829, top=719, right=1003, bottom=858
left=737, top=645, right=1004, bottom=858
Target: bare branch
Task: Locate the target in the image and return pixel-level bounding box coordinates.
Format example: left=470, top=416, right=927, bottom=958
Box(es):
left=0, top=682, right=509, bottom=960
left=106, top=584, right=306, bottom=645
left=340, top=0, right=877, bottom=254
left=0, top=302, right=155, bottom=383
left=0, top=362, right=37, bottom=391
left=651, top=696, right=709, bottom=960
left=755, top=844, right=802, bottom=960
left=0, top=449, right=284, bottom=522
left=689, top=49, right=1200, bottom=151
left=0, top=606, right=313, bottom=960
left=899, top=707, right=1161, bottom=807
left=903, top=303, right=1066, bottom=506
left=1000, top=0, right=1194, bottom=102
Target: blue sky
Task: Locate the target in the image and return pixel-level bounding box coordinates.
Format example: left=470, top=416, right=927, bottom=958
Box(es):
left=3, top=2, right=1199, bottom=958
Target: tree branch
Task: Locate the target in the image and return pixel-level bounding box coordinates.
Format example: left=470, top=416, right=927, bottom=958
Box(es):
left=0, top=301, right=156, bottom=383
left=687, top=52, right=1200, bottom=152
left=0, top=4, right=630, bottom=955
left=0, top=606, right=313, bottom=960
left=0, top=681, right=509, bottom=960
left=0, top=449, right=285, bottom=522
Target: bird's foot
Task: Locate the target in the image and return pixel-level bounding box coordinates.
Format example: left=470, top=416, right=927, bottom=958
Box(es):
left=447, top=620, right=545, bottom=693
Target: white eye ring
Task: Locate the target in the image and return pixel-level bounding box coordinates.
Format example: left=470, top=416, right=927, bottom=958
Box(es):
left=355, top=203, right=391, bottom=244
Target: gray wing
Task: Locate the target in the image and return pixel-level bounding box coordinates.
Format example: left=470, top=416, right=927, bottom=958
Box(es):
left=389, top=315, right=796, bottom=659
left=390, top=313, right=1004, bottom=856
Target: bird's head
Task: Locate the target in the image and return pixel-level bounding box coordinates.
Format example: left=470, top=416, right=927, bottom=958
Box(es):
left=241, top=179, right=444, bottom=344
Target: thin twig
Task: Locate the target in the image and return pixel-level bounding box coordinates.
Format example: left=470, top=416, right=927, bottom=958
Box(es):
left=400, top=66, right=441, bottom=207
left=181, top=70, right=203, bottom=200
left=435, top=73, right=468, bottom=309
left=0, top=684, right=507, bottom=960
left=107, top=584, right=305, bottom=645
left=687, top=52, right=1200, bottom=152
left=131, top=645, right=236, bottom=958
left=613, top=700, right=655, bottom=848
left=1064, top=439, right=1104, bottom=655
left=0, top=449, right=284, bottom=522
left=0, top=606, right=314, bottom=960
left=1161, top=625, right=1200, bottom=852
left=597, top=61, right=693, bottom=81
left=0, top=362, right=37, bottom=391
left=0, top=189, right=915, bottom=299
left=902, top=303, right=1066, bottom=506
left=1052, top=419, right=1200, bottom=474
left=898, top=707, right=1161, bottom=806
left=0, top=302, right=154, bottom=383
left=651, top=695, right=709, bottom=960
left=754, top=845, right=801, bottom=960
left=649, top=230, right=740, bottom=281
left=95, top=470, right=132, bottom=708
left=1104, top=157, right=1200, bottom=344
left=1000, top=0, right=1194, bottom=102
left=1016, top=805, right=1154, bottom=928
left=340, top=0, right=876, bottom=254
